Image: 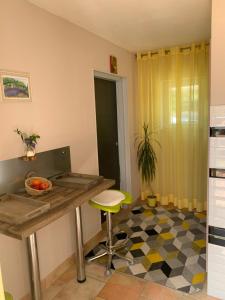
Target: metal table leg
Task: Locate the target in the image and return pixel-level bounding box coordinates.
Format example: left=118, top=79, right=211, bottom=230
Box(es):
left=74, top=206, right=86, bottom=283
left=27, top=233, right=42, bottom=300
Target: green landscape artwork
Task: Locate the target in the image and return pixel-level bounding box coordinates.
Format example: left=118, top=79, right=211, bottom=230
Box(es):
left=1, top=74, right=30, bottom=100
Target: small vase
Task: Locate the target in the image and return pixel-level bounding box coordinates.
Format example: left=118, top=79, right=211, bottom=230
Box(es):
left=24, top=139, right=36, bottom=158
left=25, top=145, right=35, bottom=158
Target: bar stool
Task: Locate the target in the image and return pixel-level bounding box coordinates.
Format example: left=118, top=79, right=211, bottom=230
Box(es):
left=87, top=190, right=133, bottom=275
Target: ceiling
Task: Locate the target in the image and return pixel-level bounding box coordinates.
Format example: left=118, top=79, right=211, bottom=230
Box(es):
left=27, top=0, right=211, bottom=53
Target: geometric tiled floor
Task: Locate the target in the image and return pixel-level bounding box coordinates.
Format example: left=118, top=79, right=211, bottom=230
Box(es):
left=87, top=205, right=206, bottom=294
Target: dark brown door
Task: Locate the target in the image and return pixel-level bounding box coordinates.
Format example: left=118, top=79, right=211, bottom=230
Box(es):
left=94, top=78, right=120, bottom=220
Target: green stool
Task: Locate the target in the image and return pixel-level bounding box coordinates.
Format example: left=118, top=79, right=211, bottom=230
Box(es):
left=5, top=292, right=13, bottom=300
left=88, top=190, right=133, bottom=275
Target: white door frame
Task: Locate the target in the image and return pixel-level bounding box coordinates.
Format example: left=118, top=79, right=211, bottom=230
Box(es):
left=94, top=70, right=132, bottom=193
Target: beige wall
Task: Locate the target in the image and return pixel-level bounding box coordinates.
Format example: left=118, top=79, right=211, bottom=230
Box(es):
left=211, top=0, right=225, bottom=105
left=0, top=1, right=137, bottom=299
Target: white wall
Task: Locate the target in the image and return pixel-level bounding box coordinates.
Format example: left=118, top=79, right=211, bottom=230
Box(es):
left=210, top=0, right=225, bottom=105
left=0, top=1, right=137, bottom=299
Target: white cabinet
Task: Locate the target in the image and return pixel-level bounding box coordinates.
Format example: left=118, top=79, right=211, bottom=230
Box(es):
left=208, top=244, right=225, bottom=298
left=209, top=178, right=225, bottom=228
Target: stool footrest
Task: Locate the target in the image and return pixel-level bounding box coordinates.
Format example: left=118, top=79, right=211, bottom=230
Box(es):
left=87, top=250, right=107, bottom=263
left=106, top=239, right=128, bottom=251
left=86, top=235, right=133, bottom=267
left=86, top=248, right=133, bottom=265
left=114, top=252, right=133, bottom=264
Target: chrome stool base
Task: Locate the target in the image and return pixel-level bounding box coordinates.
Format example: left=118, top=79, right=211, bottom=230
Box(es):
left=87, top=212, right=133, bottom=275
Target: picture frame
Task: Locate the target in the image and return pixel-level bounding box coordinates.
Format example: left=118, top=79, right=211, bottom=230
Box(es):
left=110, top=55, right=118, bottom=74
left=0, top=70, right=31, bottom=102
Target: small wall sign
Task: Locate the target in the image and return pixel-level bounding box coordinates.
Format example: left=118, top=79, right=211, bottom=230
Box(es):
left=110, top=55, right=118, bottom=74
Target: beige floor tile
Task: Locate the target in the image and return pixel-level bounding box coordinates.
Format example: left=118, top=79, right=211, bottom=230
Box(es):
left=97, top=273, right=146, bottom=300
left=85, top=263, right=112, bottom=283
left=53, top=277, right=105, bottom=300
left=176, top=296, right=196, bottom=300
left=140, top=281, right=182, bottom=300
left=108, top=272, right=145, bottom=287
left=98, top=282, right=143, bottom=300
left=43, top=278, right=67, bottom=300
left=59, top=265, right=76, bottom=283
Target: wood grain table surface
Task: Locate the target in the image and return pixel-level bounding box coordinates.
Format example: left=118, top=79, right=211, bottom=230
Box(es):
left=0, top=179, right=115, bottom=240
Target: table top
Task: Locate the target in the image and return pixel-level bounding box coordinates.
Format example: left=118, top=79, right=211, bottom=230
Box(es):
left=0, top=179, right=115, bottom=240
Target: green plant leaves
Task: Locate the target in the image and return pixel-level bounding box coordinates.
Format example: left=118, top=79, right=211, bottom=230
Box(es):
left=14, top=128, right=40, bottom=144
left=136, top=123, right=159, bottom=185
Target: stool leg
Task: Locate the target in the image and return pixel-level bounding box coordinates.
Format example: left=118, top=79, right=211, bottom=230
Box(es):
left=106, top=212, right=113, bottom=248
left=74, top=206, right=86, bottom=283
left=105, top=212, right=113, bottom=275
left=106, top=253, right=113, bottom=276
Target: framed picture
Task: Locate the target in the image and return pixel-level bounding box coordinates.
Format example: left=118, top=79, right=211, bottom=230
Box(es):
left=0, top=71, right=31, bottom=102
left=110, top=55, right=118, bottom=74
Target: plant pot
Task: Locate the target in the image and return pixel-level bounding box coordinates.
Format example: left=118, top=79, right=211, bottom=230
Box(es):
left=147, top=195, right=157, bottom=207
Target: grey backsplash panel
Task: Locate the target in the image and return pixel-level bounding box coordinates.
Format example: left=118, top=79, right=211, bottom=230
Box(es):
left=0, top=146, right=71, bottom=195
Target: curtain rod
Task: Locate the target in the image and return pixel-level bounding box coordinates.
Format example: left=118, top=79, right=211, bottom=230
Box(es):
left=136, top=42, right=209, bottom=58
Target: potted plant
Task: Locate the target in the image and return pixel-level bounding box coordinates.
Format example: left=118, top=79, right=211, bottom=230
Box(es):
left=136, top=123, right=159, bottom=207
left=15, top=128, right=40, bottom=159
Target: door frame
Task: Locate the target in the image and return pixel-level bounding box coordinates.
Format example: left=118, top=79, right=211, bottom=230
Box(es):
left=94, top=70, right=132, bottom=193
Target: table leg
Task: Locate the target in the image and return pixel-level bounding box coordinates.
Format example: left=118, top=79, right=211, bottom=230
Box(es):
left=74, top=206, right=86, bottom=283
left=27, top=233, right=42, bottom=300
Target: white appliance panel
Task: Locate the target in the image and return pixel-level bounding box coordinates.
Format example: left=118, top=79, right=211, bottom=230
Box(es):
left=209, top=137, right=225, bottom=168
left=210, top=105, right=225, bottom=127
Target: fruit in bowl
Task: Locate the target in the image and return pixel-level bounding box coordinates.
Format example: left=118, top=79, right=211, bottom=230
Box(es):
left=25, top=177, right=52, bottom=196
left=39, top=182, right=50, bottom=190
left=30, top=179, right=49, bottom=190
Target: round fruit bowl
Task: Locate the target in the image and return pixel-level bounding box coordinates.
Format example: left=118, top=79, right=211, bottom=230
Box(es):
left=25, top=177, right=52, bottom=196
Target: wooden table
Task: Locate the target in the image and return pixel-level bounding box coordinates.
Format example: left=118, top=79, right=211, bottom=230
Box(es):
left=0, top=179, right=115, bottom=300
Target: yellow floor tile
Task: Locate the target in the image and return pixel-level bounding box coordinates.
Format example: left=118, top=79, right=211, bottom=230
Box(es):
left=194, top=240, right=206, bottom=248
left=158, top=218, right=169, bottom=224
left=195, top=213, right=206, bottom=219
left=192, top=272, right=205, bottom=285
left=147, top=252, right=163, bottom=263
left=182, top=221, right=190, bottom=230
left=160, top=232, right=174, bottom=240
left=130, top=242, right=145, bottom=250
left=144, top=210, right=153, bottom=217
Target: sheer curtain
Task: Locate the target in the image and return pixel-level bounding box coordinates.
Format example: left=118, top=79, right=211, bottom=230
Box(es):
left=137, top=43, right=209, bottom=212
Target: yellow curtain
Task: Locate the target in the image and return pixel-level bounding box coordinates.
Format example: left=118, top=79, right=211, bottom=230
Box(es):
left=137, top=43, right=209, bottom=212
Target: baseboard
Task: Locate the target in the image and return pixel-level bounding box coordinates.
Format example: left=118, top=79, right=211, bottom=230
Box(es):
left=20, top=229, right=104, bottom=300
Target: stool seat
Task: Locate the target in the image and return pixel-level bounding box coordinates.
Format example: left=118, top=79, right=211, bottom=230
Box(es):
left=89, top=190, right=132, bottom=214
left=91, top=190, right=125, bottom=206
